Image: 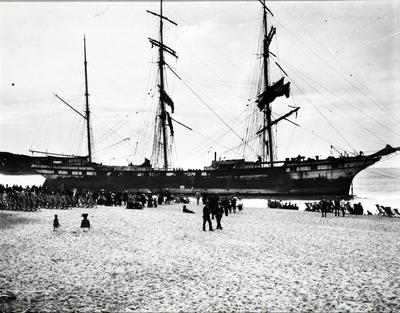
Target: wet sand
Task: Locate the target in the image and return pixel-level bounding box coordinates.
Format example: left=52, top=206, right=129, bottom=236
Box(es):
left=1, top=203, right=399, bottom=312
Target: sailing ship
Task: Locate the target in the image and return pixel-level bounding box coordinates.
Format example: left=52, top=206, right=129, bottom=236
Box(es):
left=1, top=0, right=398, bottom=198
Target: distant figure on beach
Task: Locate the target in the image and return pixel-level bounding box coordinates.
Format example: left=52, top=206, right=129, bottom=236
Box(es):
left=340, top=199, right=346, bottom=217
left=80, top=213, right=90, bottom=228
left=53, top=214, right=60, bottom=230
left=183, top=205, right=195, bottom=214
left=334, top=197, right=340, bottom=216
left=202, top=203, right=213, bottom=231
left=222, top=197, right=230, bottom=217
left=195, top=190, right=201, bottom=205
left=215, top=203, right=224, bottom=230
left=237, top=198, right=243, bottom=212
left=208, top=194, right=219, bottom=220
left=320, top=197, right=327, bottom=218
left=354, top=202, right=364, bottom=215
left=147, top=192, right=153, bottom=207
left=231, top=196, right=237, bottom=214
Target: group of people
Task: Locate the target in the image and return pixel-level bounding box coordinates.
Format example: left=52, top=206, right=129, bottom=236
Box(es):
left=0, top=184, right=190, bottom=212
left=201, top=194, right=243, bottom=231
left=53, top=213, right=91, bottom=230
left=305, top=197, right=364, bottom=217
left=0, top=184, right=116, bottom=211
left=0, top=184, right=81, bottom=211
left=126, top=191, right=189, bottom=210
left=268, top=200, right=299, bottom=210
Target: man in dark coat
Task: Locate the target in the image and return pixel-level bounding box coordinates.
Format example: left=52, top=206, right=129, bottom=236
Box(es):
left=334, top=197, right=340, bottom=216
left=202, top=203, right=213, bottom=231
left=215, top=204, right=224, bottom=230
left=222, top=197, right=230, bottom=217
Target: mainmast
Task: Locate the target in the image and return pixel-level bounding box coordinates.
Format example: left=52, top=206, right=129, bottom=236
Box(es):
left=83, top=35, right=92, bottom=163
left=148, top=0, right=177, bottom=170
left=159, top=0, right=168, bottom=170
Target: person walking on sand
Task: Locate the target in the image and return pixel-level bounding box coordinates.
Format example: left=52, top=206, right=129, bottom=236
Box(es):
left=321, top=197, right=327, bottom=218
left=80, top=213, right=91, bottom=228
left=53, top=214, right=60, bottom=230
left=202, top=202, right=213, bottom=231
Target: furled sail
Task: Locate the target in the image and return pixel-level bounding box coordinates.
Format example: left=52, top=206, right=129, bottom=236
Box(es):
left=161, top=89, right=174, bottom=113
left=166, top=112, right=174, bottom=136
left=256, top=77, right=290, bottom=111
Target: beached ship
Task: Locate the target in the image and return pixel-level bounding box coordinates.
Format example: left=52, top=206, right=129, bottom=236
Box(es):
left=1, top=0, right=398, bottom=197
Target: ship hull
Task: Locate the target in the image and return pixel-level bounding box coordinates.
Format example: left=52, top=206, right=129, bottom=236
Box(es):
left=33, top=154, right=382, bottom=198
left=0, top=152, right=43, bottom=175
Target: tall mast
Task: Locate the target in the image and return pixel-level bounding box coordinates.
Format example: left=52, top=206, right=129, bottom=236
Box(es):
left=83, top=35, right=92, bottom=163
left=148, top=1, right=177, bottom=169
left=159, top=0, right=168, bottom=170
left=262, top=0, right=274, bottom=165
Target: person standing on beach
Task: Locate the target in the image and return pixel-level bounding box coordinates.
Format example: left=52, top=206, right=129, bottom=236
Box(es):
left=231, top=197, right=237, bottom=214
left=195, top=190, right=201, bottom=205
left=340, top=198, right=346, bottom=217
left=80, top=214, right=90, bottom=228
left=222, top=197, right=230, bottom=217
left=215, top=203, right=224, bottom=230
left=202, top=202, right=213, bottom=231
left=208, top=194, right=219, bottom=220
left=53, top=214, right=60, bottom=230
left=334, top=197, right=340, bottom=216
left=321, top=197, right=327, bottom=218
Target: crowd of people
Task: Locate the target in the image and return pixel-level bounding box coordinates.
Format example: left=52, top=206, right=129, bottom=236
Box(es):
left=0, top=184, right=190, bottom=212
left=268, top=200, right=299, bottom=210
left=0, top=184, right=88, bottom=211
left=305, top=197, right=364, bottom=217
left=2, top=183, right=372, bottom=225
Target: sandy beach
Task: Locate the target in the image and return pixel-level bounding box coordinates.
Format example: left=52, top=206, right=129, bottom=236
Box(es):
left=1, top=202, right=399, bottom=312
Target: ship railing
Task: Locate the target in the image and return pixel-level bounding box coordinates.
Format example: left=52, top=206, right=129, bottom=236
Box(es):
left=110, top=166, right=153, bottom=172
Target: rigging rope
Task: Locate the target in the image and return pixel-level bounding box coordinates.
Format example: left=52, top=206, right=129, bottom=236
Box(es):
left=273, top=55, right=395, bottom=142
left=271, top=10, right=400, bottom=128
left=94, top=138, right=131, bottom=154
left=166, top=64, right=258, bottom=156
left=277, top=5, right=400, bottom=125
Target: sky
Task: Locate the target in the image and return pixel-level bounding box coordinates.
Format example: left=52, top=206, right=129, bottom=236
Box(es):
left=0, top=0, right=399, bottom=170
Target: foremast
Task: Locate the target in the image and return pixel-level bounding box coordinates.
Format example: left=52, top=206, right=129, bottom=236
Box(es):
left=147, top=0, right=177, bottom=170
left=262, top=0, right=273, bottom=164
left=256, top=1, right=295, bottom=166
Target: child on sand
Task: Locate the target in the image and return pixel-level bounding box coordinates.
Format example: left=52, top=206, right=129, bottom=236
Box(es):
left=53, top=214, right=60, bottom=230
left=80, top=214, right=90, bottom=228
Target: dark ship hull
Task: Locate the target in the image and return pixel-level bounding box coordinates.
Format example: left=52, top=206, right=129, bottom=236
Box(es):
left=30, top=145, right=397, bottom=198
left=0, top=152, right=45, bottom=175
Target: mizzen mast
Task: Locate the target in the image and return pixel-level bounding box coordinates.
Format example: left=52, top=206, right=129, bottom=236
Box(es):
left=83, top=35, right=93, bottom=163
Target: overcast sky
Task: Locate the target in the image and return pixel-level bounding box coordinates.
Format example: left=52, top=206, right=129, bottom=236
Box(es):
left=1, top=0, right=399, bottom=169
